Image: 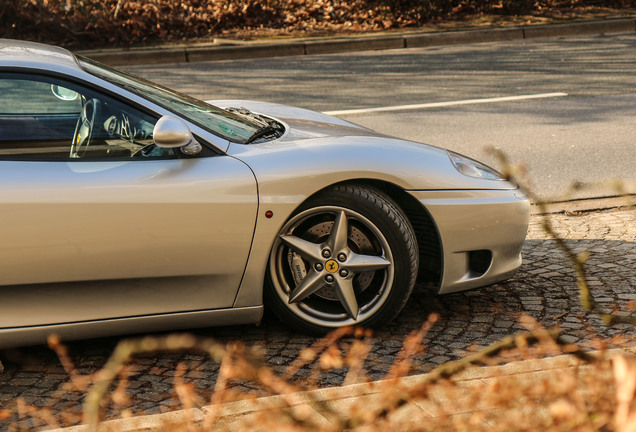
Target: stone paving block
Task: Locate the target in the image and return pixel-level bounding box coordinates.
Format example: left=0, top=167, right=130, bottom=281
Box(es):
left=429, top=356, right=451, bottom=365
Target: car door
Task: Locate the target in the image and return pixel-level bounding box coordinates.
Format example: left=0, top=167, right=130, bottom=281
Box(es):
left=0, top=72, right=258, bottom=328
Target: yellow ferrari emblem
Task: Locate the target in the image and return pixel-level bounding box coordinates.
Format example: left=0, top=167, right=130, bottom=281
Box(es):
left=76, top=133, right=81, bottom=144
left=325, top=259, right=339, bottom=273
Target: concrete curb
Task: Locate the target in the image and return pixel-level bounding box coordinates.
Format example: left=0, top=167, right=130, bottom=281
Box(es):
left=531, top=195, right=636, bottom=215
left=50, top=347, right=635, bottom=431
left=78, top=17, right=636, bottom=66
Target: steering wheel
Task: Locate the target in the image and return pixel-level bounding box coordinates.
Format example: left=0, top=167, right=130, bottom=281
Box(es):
left=70, top=98, right=102, bottom=158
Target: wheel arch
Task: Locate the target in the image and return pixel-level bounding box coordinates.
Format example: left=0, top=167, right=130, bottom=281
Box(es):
left=233, top=177, right=443, bottom=310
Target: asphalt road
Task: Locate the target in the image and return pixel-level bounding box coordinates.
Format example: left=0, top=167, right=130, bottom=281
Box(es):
left=124, top=32, right=636, bottom=200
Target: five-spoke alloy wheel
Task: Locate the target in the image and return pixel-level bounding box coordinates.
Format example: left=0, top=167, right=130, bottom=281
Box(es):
left=266, top=184, right=418, bottom=334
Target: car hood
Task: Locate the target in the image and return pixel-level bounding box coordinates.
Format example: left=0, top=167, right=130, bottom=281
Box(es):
left=208, top=99, right=385, bottom=141
left=210, top=99, right=519, bottom=193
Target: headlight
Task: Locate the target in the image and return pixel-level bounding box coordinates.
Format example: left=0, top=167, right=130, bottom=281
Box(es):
left=447, top=150, right=504, bottom=180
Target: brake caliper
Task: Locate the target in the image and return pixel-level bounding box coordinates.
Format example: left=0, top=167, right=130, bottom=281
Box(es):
left=287, top=251, right=307, bottom=286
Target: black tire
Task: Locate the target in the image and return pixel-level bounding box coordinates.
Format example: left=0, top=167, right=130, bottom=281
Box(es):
left=265, top=184, right=418, bottom=334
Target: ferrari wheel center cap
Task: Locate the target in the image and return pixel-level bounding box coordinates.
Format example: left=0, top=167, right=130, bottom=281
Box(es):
left=325, top=259, right=339, bottom=273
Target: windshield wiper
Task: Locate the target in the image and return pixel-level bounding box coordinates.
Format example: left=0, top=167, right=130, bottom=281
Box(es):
left=245, top=124, right=281, bottom=144
left=224, top=107, right=285, bottom=144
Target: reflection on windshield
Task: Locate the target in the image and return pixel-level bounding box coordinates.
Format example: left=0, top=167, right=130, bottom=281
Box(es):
left=79, top=57, right=259, bottom=144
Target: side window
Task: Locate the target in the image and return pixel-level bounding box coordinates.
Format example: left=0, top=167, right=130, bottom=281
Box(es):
left=0, top=74, right=175, bottom=160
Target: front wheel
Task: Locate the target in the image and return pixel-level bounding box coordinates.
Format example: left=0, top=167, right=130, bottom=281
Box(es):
left=265, top=184, right=418, bottom=334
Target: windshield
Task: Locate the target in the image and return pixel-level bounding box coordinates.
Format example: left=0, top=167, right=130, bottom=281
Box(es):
left=79, top=57, right=260, bottom=143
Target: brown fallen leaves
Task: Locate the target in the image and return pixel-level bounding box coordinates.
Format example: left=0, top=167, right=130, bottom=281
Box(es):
left=2, top=0, right=635, bottom=49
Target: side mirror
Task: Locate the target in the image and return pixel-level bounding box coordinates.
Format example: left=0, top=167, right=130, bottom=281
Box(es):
left=153, top=115, right=202, bottom=155
left=50, top=84, right=79, bottom=101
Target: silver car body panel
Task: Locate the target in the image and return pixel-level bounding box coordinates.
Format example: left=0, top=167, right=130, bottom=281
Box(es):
left=0, top=40, right=530, bottom=345
left=411, top=189, right=529, bottom=293
left=0, top=157, right=259, bottom=327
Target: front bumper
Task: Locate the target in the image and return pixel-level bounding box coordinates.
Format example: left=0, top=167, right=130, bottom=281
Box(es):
left=409, top=189, right=530, bottom=294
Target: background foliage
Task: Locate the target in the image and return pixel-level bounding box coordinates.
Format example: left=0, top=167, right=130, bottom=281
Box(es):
left=2, top=0, right=634, bottom=49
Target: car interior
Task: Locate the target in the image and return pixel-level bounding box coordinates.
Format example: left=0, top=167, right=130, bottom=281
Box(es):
left=0, top=76, right=173, bottom=160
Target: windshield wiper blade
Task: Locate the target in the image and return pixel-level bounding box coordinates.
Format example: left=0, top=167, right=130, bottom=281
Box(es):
left=224, top=107, right=284, bottom=143
left=245, top=124, right=278, bottom=144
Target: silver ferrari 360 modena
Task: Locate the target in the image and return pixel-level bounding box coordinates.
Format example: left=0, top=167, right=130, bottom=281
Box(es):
left=0, top=39, right=529, bottom=346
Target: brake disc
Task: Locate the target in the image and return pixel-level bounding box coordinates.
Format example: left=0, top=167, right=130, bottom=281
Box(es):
left=286, top=221, right=375, bottom=301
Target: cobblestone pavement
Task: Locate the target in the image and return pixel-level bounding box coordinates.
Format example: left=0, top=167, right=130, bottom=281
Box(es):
left=1, top=208, right=634, bottom=430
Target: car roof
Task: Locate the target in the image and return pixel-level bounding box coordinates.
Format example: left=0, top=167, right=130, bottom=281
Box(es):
left=0, top=39, right=82, bottom=73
